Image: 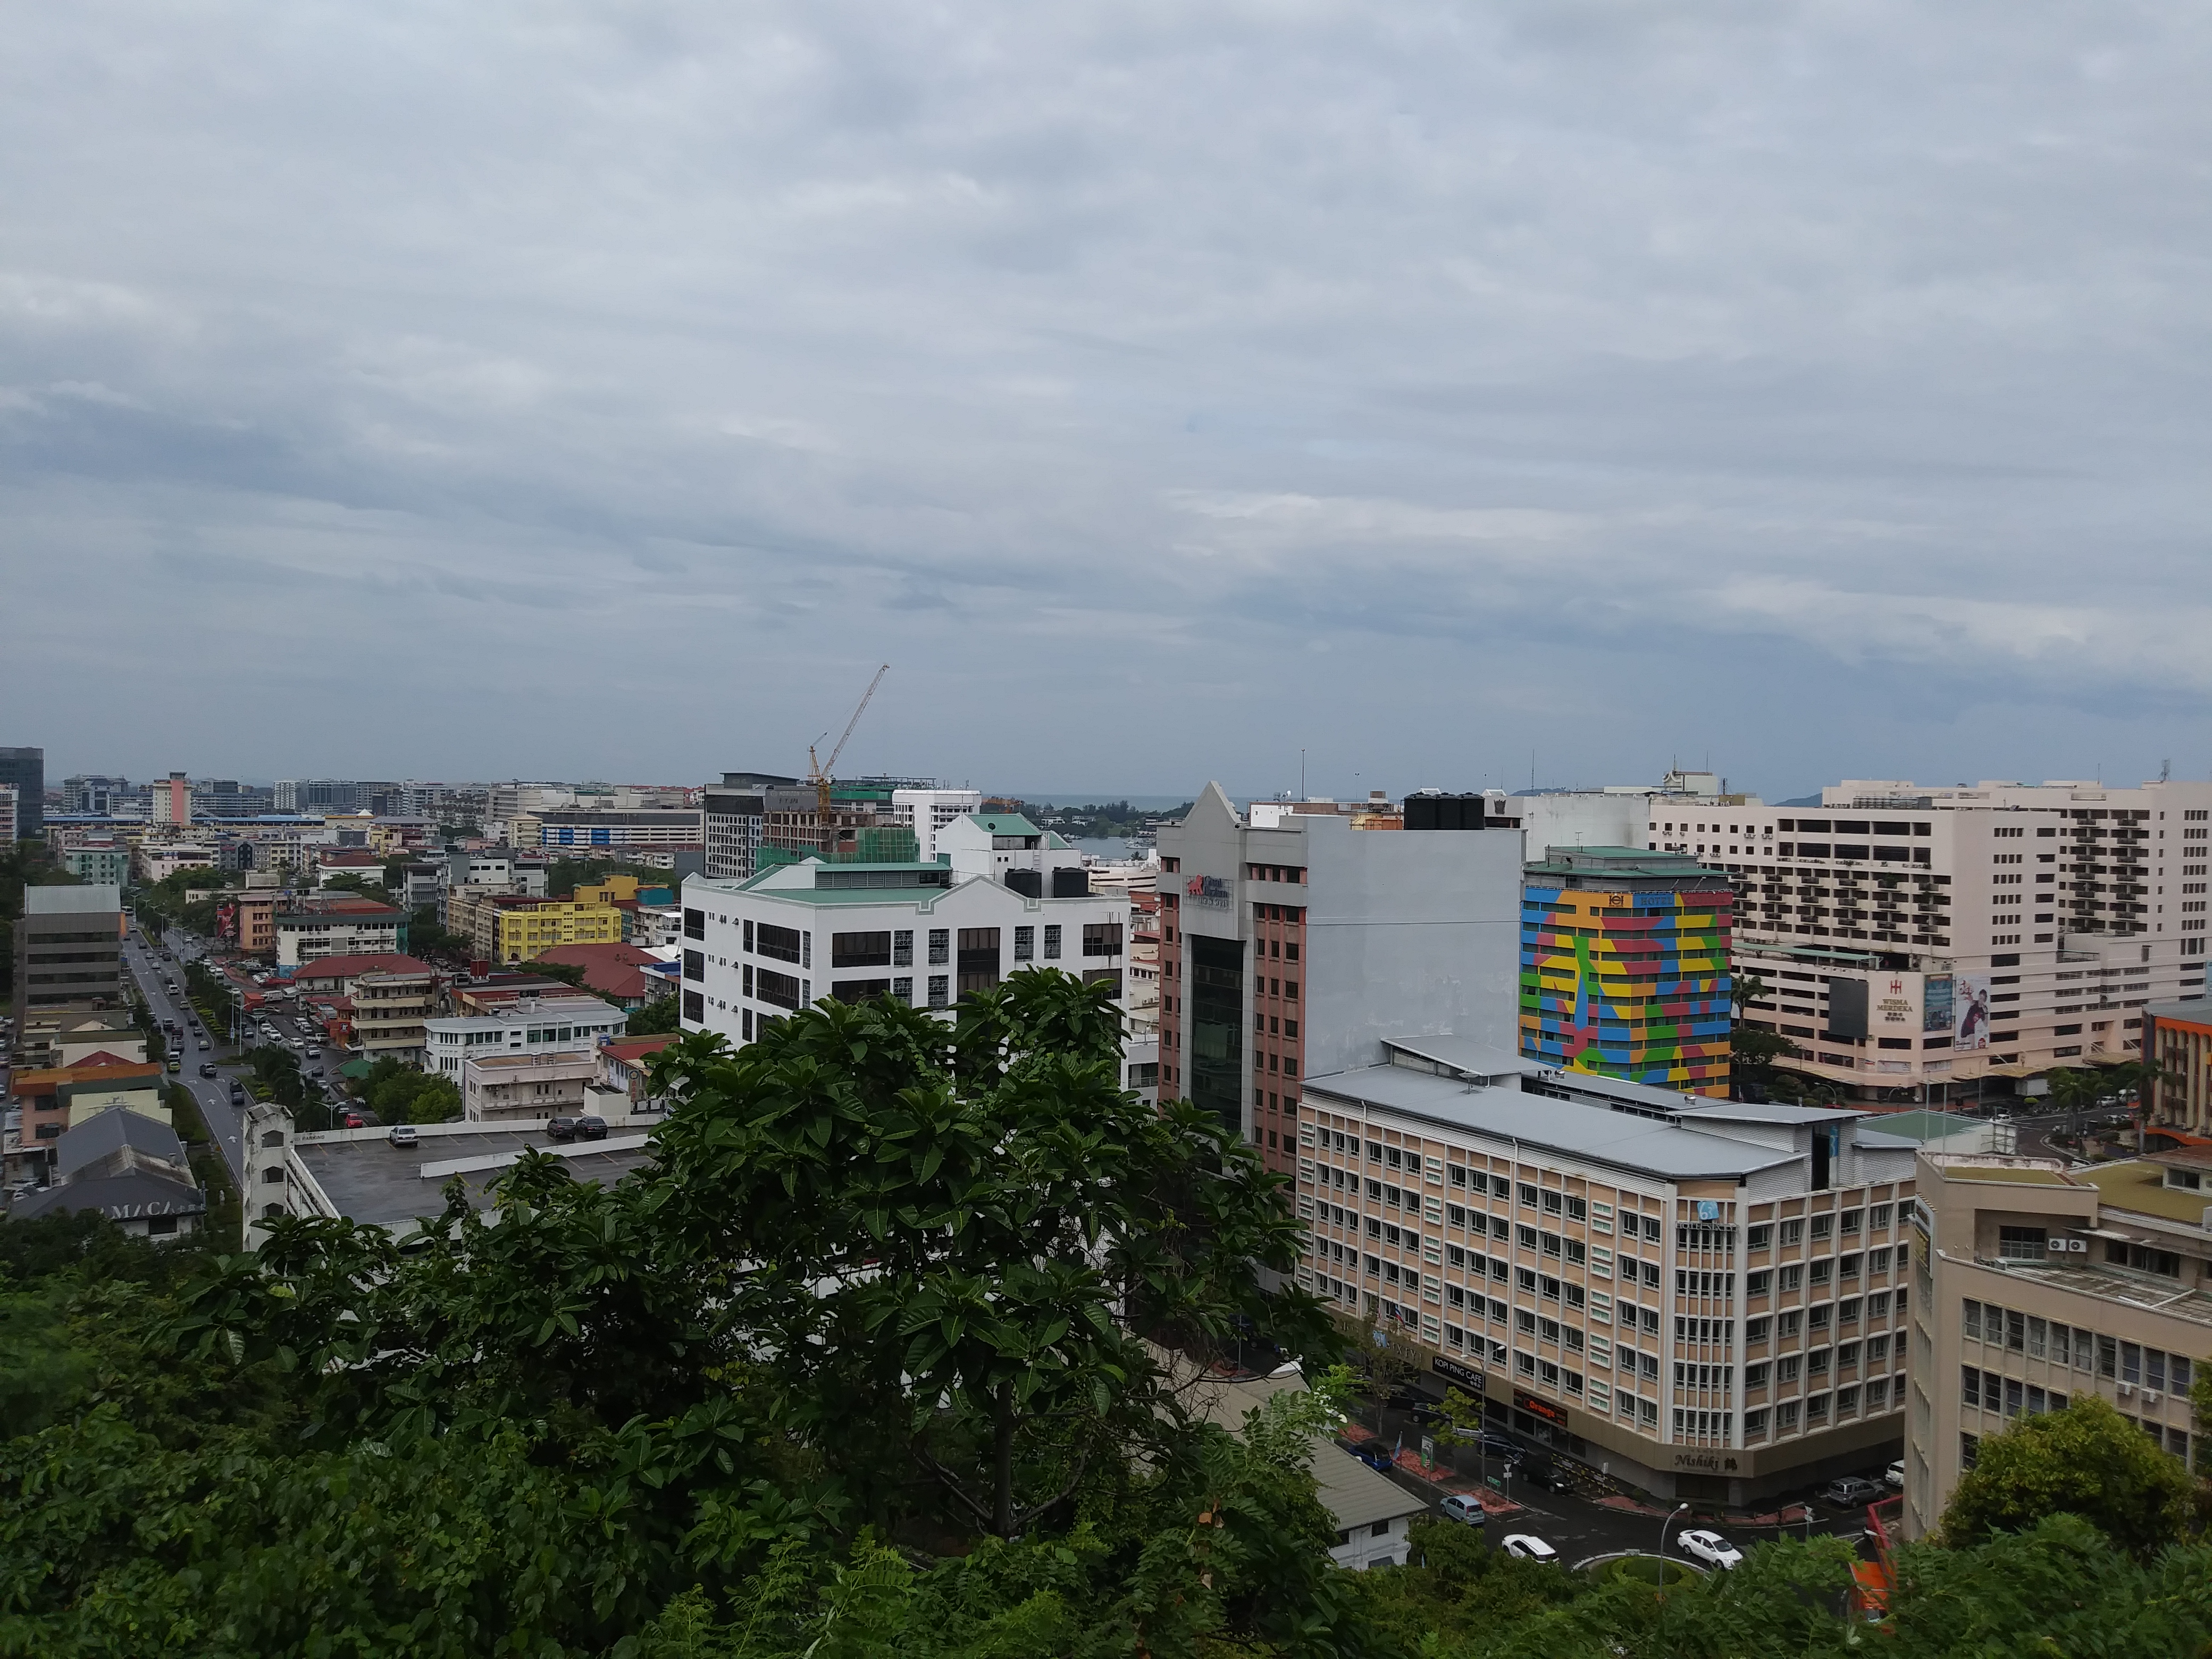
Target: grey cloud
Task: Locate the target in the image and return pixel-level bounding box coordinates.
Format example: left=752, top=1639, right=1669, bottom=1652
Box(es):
left=3, top=0, right=2209, bottom=791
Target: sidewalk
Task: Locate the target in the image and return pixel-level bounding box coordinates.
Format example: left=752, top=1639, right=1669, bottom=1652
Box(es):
left=1596, top=1494, right=1816, bottom=1528
left=1339, top=1426, right=1526, bottom=1515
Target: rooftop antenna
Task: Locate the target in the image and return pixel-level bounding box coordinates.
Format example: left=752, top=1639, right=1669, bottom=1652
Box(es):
left=1300, top=747, right=1306, bottom=800
left=2161, top=758, right=2172, bottom=783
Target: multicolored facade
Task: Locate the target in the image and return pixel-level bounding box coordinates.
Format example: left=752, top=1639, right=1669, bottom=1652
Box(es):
left=1520, top=847, right=1733, bottom=1097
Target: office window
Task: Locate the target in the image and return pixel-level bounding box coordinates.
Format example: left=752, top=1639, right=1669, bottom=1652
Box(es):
left=682, top=990, right=703, bottom=1022
left=928, top=974, right=950, bottom=1009
left=893, top=929, right=914, bottom=966
left=927, top=928, right=950, bottom=965
left=1043, top=924, right=1062, bottom=960
left=1013, top=925, right=1035, bottom=961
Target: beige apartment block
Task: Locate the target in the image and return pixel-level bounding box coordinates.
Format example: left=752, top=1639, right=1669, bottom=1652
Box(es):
left=1902, top=1150, right=2212, bottom=1540
left=462, top=1050, right=604, bottom=1122
left=1296, top=1036, right=1916, bottom=1505
left=1655, top=778, right=2210, bottom=1099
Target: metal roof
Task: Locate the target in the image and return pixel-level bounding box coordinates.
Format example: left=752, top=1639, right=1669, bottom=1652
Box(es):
left=1309, top=1441, right=1430, bottom=1530
left=1304, top=1064, right=1800, bottom=1180
left=57, top=1104, right=189, bottom=1176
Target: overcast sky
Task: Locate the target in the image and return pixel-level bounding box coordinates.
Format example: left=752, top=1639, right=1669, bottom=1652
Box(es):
left=6, top=1, right=2209, bottom=802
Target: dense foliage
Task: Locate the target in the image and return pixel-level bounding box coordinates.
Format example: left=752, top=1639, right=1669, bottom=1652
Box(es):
left=9, top=974, right=2212, bottom=1656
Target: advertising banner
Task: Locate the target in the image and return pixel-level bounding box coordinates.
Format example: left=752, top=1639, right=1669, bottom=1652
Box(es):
left=1923, top=975, right=1955, bottom=1036
left=1951, top=975, right=1993, bottom=1052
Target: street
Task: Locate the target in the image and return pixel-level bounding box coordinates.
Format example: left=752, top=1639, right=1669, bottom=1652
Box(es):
left=121, top=929, right=250, bottom=1185
left=1351, top=1408, right=1879, bottom=1570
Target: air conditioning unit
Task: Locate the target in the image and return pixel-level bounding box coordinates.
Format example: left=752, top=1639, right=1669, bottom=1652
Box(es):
left=2146, top=1390, right=2162, bottom=1406
left=2118, top=1382, right=2134, bottom=1397
left=2047, top=1238, right=2067, bottom=1252
left=2067, top=1238, right=2088, bottom=1252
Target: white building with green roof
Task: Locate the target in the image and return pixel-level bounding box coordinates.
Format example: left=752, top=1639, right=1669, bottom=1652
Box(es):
left=678, top=811, right=1134, bottom=1065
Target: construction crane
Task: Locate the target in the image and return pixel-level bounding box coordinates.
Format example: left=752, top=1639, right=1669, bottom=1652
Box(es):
left=808, top=664, right=890, bottom=827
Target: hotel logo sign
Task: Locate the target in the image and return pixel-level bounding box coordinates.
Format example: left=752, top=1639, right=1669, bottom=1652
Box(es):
left=1185, top=875, right=1231, bottom=909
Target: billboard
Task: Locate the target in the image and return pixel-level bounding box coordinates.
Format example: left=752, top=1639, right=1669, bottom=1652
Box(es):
left=1951, top=975, right=1993, bottom=1052
left=1923, top=975, right=1954, bottom=1037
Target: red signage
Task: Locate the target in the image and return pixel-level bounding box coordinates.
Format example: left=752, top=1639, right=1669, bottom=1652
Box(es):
left=1513, top=1390, right=1567, bottom=1426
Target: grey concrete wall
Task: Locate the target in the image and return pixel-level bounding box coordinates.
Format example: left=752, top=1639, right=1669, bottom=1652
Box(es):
left=1301, top=816, right=1522, bottom=1079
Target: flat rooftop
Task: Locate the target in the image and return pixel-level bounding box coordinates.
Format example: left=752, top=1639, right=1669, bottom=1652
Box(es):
left=296, top=1128, right=652, bottom=1230
left=1304, top=1063, right=1801, bottom=1180
left=1972, top=1256, right=2212, bottom=1331
left=2079, top=1160, right=2212, bottom=1226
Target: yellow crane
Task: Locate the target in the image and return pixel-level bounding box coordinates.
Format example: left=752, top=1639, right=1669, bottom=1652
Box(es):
left=808, top=664, right=890, bottom=828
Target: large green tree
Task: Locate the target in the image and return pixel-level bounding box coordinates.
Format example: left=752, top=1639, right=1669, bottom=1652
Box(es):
left=1940, top=1393, right=2194, bottom=1557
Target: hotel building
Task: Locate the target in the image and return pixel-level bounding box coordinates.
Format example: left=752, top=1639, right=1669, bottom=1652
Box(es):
left=1520, top=846, right=1734, bottom=1099
left=1296, top=1038, right=1916, bottom=1504
left=1656, top=778, right=2209, bottom=1097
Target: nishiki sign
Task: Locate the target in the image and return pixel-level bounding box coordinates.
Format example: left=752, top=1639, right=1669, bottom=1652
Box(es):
left=1184, top=875, right=1232, bottom=909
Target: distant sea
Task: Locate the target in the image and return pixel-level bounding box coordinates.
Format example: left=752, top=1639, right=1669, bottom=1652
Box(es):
left=1069, top=836, right=1146, bottom=861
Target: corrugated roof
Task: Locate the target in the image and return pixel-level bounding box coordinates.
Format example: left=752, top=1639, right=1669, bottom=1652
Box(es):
left=23, top=884, right=121, bottom=915
left=57, top=1104, right=189, bottom=1176
left=1309, top=1442, right=1430, bottom=1530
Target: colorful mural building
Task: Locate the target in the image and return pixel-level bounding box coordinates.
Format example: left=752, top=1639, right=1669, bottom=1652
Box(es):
left=1520, top=846, right=1735, bottom=1098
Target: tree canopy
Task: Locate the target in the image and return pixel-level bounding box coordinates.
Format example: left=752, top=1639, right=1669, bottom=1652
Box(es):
left=1939, top=1392, right=2196, bottom=1557
left=10, top=976, right=2212, bottom=1656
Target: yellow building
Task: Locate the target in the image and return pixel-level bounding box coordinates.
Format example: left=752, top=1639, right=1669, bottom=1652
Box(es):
left=574, top=874, right=646, bottom=905
left=479, top=898, right=624, bottom=963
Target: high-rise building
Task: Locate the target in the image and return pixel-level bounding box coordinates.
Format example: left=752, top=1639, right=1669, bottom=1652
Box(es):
left=0, top=784, right=15, bottom=844
left=0, top=747, right=44, bottom=840
left=61, top=775, right=129, bottom=815
left=1657, top=778, right=2210, bottom=1099
left=1520, top=846, right=1734, bottom=1098
left=153, top=772, right=192, bottom=825
left=13, top=883, right=124, bottom=1020
left=1295, top=1039, right=1915, bottom=1504
left=1902, top=1147, right=2209, bottom=1539
left=1154, top=784, right=1523, bottom=1179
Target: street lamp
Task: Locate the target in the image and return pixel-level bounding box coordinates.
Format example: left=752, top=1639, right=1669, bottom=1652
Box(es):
left=1660, top=1500, right=1691, bottom=1565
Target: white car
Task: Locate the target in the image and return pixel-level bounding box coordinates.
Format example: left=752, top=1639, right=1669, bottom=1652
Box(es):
left=1437, top=1494, right=1484, bottom=1527
left=1885, top=1460, right=1905, bottom=1490
left=1499, top=1535, right=1559, bottom=1564
left=1677, top=1529, right=1744, bottom=1570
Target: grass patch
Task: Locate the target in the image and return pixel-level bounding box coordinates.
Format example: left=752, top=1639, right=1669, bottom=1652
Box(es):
left=1588, top=1555, right=1699, bottom=1589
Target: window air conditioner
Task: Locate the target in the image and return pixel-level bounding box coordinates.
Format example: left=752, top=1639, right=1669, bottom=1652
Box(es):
left=2067, top=1238, right=2087, bottom=1252
left=2046, top=1238, right=2067, bottom=1252
left=2146, top=1390, right=2161, bottom=1406
left=2118, top=1382, right=2134, bottom=1397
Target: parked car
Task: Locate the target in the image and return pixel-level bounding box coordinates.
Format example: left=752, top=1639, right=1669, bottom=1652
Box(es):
left=1437, top=1494, right=1485, bottom=1527
left=388, top=1125, right=420, bottom=1148
left=341, top=1111, right=369, bottom=1129
left=1467, top=1433, right=1525, bottom=1467
left=1885, top=1460, right=1905, bottom=1490
left=1499, top=1535, right=1559, bottom=1564
left=1823, top=1476, right=1886, bottom=1509
left=547, top=1115, right=610, bottom=1143
left=1348, top=1444, right=1395, bottom=1473
left=1677, top=1529, right=1744, bottom=1570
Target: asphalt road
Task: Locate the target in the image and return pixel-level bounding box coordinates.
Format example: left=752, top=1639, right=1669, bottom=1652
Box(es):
left=1356, top=1413, right=1880, bottom=1569
left=122, top=931, right=249, bottom=1183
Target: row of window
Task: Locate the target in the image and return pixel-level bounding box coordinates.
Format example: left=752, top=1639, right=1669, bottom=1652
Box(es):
left=1962, top=1298, right=2195, bottom=1386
